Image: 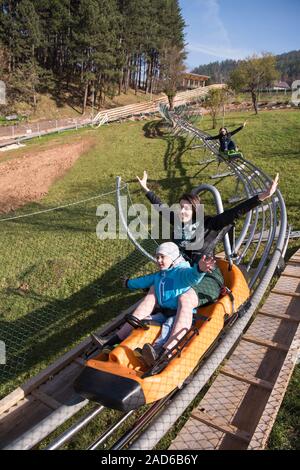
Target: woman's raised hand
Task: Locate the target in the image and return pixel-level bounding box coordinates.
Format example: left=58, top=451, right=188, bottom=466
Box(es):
left=258, top=173, right=279, bottom=201
left=198, top=255, right=216, bottom=273
left=137, top=171, right=149, bottom=192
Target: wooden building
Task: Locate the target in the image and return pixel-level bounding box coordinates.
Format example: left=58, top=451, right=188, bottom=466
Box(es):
left=181, top=72, right=210, bottom=90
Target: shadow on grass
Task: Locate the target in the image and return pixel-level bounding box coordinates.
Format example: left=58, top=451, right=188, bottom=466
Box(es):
left=142, top=119, right=217, bottom=204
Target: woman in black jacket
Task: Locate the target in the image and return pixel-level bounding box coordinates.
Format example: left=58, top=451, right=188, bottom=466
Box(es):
left=205, top=121, right=247, bottom=153
left=137, top=171, right=279, bottom=306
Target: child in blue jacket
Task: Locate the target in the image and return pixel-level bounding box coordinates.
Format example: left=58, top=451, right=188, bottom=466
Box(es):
left=92, top=242, right=215, bottom=366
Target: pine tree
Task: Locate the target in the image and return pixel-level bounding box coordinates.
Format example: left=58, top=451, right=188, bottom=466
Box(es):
left=0, top=0, right=187, bottom=113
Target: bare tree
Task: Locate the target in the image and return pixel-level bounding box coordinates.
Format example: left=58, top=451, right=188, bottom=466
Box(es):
left=229, top=53, right=279, bottom=114
left=205, top=87, right=229, bottom=129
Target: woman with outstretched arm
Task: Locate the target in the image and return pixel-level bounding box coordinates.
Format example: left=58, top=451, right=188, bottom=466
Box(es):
left=137, top=171, right=279, bottom=305
left=205, top=121, right=247, bottom=152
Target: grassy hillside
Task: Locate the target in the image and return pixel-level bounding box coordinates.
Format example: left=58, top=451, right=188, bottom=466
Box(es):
left=0, top=88, right=163, bottom=125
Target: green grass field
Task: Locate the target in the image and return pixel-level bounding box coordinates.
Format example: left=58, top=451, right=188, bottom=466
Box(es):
left=0, top=108, right=299, bottom=449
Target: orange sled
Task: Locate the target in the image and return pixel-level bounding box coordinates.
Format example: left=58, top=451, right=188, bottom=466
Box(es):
left=74, top=260, right=250, bottom=411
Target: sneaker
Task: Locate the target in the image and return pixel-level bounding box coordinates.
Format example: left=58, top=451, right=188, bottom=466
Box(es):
left=142, top=343, right=160, bottom=367
left=146, top=358, right=169, bottom=376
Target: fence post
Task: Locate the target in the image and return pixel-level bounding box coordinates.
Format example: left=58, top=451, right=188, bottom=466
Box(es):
left=0, top=340, right=6, bottom=365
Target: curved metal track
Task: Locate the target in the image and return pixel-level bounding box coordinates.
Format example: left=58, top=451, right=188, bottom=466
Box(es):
left=2, top=104, right=289, bottom=451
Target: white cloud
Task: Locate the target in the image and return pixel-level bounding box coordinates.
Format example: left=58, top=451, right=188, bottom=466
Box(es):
left=187, top=43, right=252, bottom=60
left=187, top=0, right=252, bottom=60
left=199, top=0, right=230, bottom=43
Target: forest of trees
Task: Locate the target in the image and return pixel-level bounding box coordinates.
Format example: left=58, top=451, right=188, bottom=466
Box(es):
left=193, top=50, right=300, bottom=86
left=0, top=0, right=185, bottom=113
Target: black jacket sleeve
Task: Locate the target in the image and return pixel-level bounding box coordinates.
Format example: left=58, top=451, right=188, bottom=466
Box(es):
left=145, top=191, right=175, bottom=225
left=230, top=125, right=243, bottom=137
left=207, top=195, right=261, bottom=231
left=145, top=191, right=163, bottom=206
left=205, top=134, right=220, bottom=141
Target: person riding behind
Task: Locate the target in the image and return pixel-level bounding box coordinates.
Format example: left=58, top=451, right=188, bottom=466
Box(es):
left=137, top=171, right=279, bottom=306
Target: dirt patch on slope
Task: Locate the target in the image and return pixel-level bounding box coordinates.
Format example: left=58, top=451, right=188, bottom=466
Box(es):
left=0, top=140, right=93, bottom=214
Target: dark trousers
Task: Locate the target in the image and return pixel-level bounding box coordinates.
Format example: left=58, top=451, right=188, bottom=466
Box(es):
left=221, top=139, right=236, bottom=152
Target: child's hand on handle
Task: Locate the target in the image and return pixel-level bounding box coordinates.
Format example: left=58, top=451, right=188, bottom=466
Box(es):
left=258, top=173, right=279, bottom=201
left=198, top=255, right=216, bottom=273
left=136, top=171, right=149, bottom=192
left=243, top=120, right=247, bottom=127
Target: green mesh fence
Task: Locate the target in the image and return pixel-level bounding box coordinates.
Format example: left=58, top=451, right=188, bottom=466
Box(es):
left=0, top=185, right=157, bottom=398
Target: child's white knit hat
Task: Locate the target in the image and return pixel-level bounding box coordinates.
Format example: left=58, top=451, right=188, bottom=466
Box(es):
left=155, top=242, right=186, bottom=266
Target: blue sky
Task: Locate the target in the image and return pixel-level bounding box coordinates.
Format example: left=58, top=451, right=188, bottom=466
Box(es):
left=179, top=0, right=300, bottom=70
